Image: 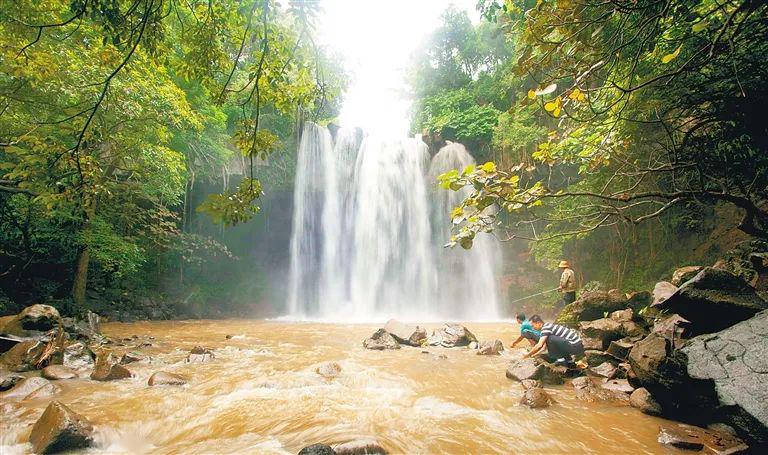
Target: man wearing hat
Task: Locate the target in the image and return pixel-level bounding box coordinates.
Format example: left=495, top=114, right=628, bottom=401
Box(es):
left=558, top=260, right=577, bottom=305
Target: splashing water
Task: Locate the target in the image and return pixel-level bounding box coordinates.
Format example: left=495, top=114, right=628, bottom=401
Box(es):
left=288, top=123, right=500, bottom=320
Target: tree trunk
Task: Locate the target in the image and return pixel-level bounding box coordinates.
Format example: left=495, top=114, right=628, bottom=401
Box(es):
left=72, top=243, right=90, bottom=307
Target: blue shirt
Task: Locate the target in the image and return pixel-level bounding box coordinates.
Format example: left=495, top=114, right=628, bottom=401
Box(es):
left=520, top=320, right=541, bottom=338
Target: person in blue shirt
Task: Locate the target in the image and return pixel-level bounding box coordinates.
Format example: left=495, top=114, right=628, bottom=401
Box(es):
left=510, top=313, right=540, bottom=349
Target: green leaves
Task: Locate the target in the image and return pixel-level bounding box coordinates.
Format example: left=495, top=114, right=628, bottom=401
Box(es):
left=661, top=45, right=682, bottom=64
left=196, top=178, right=263, bottom=227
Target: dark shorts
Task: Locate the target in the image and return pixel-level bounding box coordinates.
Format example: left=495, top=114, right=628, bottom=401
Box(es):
left=546, top=336, right=585, bottom=361
left=562, top=291, right=577, bottom=305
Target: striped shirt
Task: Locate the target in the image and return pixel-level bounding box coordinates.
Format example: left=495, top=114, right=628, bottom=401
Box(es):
left=540, top=323, right=582, bottom=345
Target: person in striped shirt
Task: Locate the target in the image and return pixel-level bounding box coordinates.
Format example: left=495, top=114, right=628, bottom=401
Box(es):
left=522, top=315, right=585, bottom=367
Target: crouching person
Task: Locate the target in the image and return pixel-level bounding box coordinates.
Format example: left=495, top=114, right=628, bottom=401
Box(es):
left=510, top=313, right=540, bottom=349
left=522, top=315, right=585, bottom=367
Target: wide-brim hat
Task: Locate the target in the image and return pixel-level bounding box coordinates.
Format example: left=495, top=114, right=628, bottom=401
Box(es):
left=558, top=260, right=571, bottom=268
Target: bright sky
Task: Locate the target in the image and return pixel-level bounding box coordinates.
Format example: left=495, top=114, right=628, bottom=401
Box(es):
left=318, top=0, right=480, bottom=137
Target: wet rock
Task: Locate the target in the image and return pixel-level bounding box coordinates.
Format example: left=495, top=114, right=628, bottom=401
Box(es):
left=477, top=339, right=504, bottom=355
left=658, top=267, right=767, bottom=336
left=571, top=376, right=623, bottom=402
left=468, top=341, right=478, bottom=349
left=42, top=365, right=78, bottom=380
left=0, top=373, right=24, bottom=391
left=120, top=351, right=148, bottom=364
left=298, top=444, right=335, bottom=455
left=148, top=371, right=187, bottom=386
left=383, top=319, right=427, bottom=347
left=63, top=342, right=95, bottom=371
left=555, top=290, right=651, bottom=327
left=658, top=422, right=748, bottom=453
left=584, top=350, right=615, bottom=367
left=0, top=339, right=44, bottom=372
left=427, top=324, right=477, bottom=348
left=186, top=346, right=215, bottom=363
left=90, top=352, right=132, bottom=381
left=601, top=378, right=634, bottom=394
left=629, top=387, right=662, bottom=416
left=520, top=388, right=552, bottom=409
left=579, top=318, right=624, bottom=349
left=506, top=358, right=566, bottom=385
left=0, top=304, right=60, bottom=337
left=672, top=266, right=705, bottom=286
left=606, top=339, right=634, bottom=361
left=682, top=310, right=768, bottom=444
left=61, top=312, right=103, bottom=343
left=651, top=314, right=690, bottom=343
left=653, top=281, right=678, bottom=306
left=362, top=329, right=400, bottom=350
left=520, top=379, right=542, bottom=390
left=589, top=362, right=618, bottom=379
left=0, top=377, right=57, bottom=400
left=333, top=438, right=388, bottom=455
left=29, top=401, right=94, bottom=454
left=316, top=362, right=342, bottom=379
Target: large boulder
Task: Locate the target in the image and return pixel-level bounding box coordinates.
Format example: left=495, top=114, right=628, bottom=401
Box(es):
left=606, top=339, right=634, bottom=361
left=427, top=324, right=477, bottom=348
left=583, top=350, right=615, bottom=367
left=29, top=401, right=94, bottom=454
left=681, top=310, right=768, bottom=444
left=383, top=319, right=426, bottom=346
left=90, top=352, right=132, bottom=381
left=0, top=304, right=60, bottom=337
left=555, top=290, right=650, bottom=327
left=0, top=339, right=44, bottom=372
left=658, top=267, right=767, bottom=336
left=506, top=358, right=567, bottom=385
left=477, top=339, right=504, bottom=355
left=658, top=422, right=748, bottom=453
left=362, top=329, right=400, bottom=350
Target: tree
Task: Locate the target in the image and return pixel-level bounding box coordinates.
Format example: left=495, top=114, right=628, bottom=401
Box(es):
left=442, top=0, right=768, bottom=254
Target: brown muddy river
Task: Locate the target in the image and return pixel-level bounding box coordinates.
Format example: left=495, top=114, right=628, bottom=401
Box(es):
left=1, top=321, right=679, bottom=454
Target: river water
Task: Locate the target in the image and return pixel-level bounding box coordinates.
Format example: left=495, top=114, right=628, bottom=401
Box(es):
left=1, top=321, right=676, bottom=454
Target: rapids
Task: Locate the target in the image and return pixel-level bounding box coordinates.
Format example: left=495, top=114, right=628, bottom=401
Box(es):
left=2, top=321, right=672, bottom=454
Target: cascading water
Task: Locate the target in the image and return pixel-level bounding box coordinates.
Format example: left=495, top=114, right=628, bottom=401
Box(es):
left=288, top=123, right=500, bottom=320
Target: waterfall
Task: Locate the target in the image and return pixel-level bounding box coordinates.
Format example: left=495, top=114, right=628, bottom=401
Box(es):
left=287, top=123, right=500, bottom=320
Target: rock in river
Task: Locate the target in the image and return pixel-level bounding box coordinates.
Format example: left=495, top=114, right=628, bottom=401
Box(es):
left=477, top=339, right=504, bottom=355
left=520, top=388, right=552, bottom=409
left=42, top=365, right=78, bottom=380
left=629, top=387, right=662, bottom=416
left=506, top=358, right=566, bottom=385
left=363, top=329, right=400, bottom=350
left=298, top=444, right=335, bottom=455
left=316, top=361, right=342, bottom=379
left=333, top=438, right=388, bottom=454
left=658, top=422, right=748, bottom=453
left=427, top=323, right=477, bottom=348
left=383, top=319, right=427, bottom=346
left=0, top=339, right=44, bottom=372
left=63, top=341, right=95, bottom=371
left=0, top=376, right=59, bottom=401
left=148, top=371, right=187, bottom=386
left=29, top=401, right=94, bottom=454
left=186, top=346, right=215, bottom=363
left=91, top=352, right=132, bottom=381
